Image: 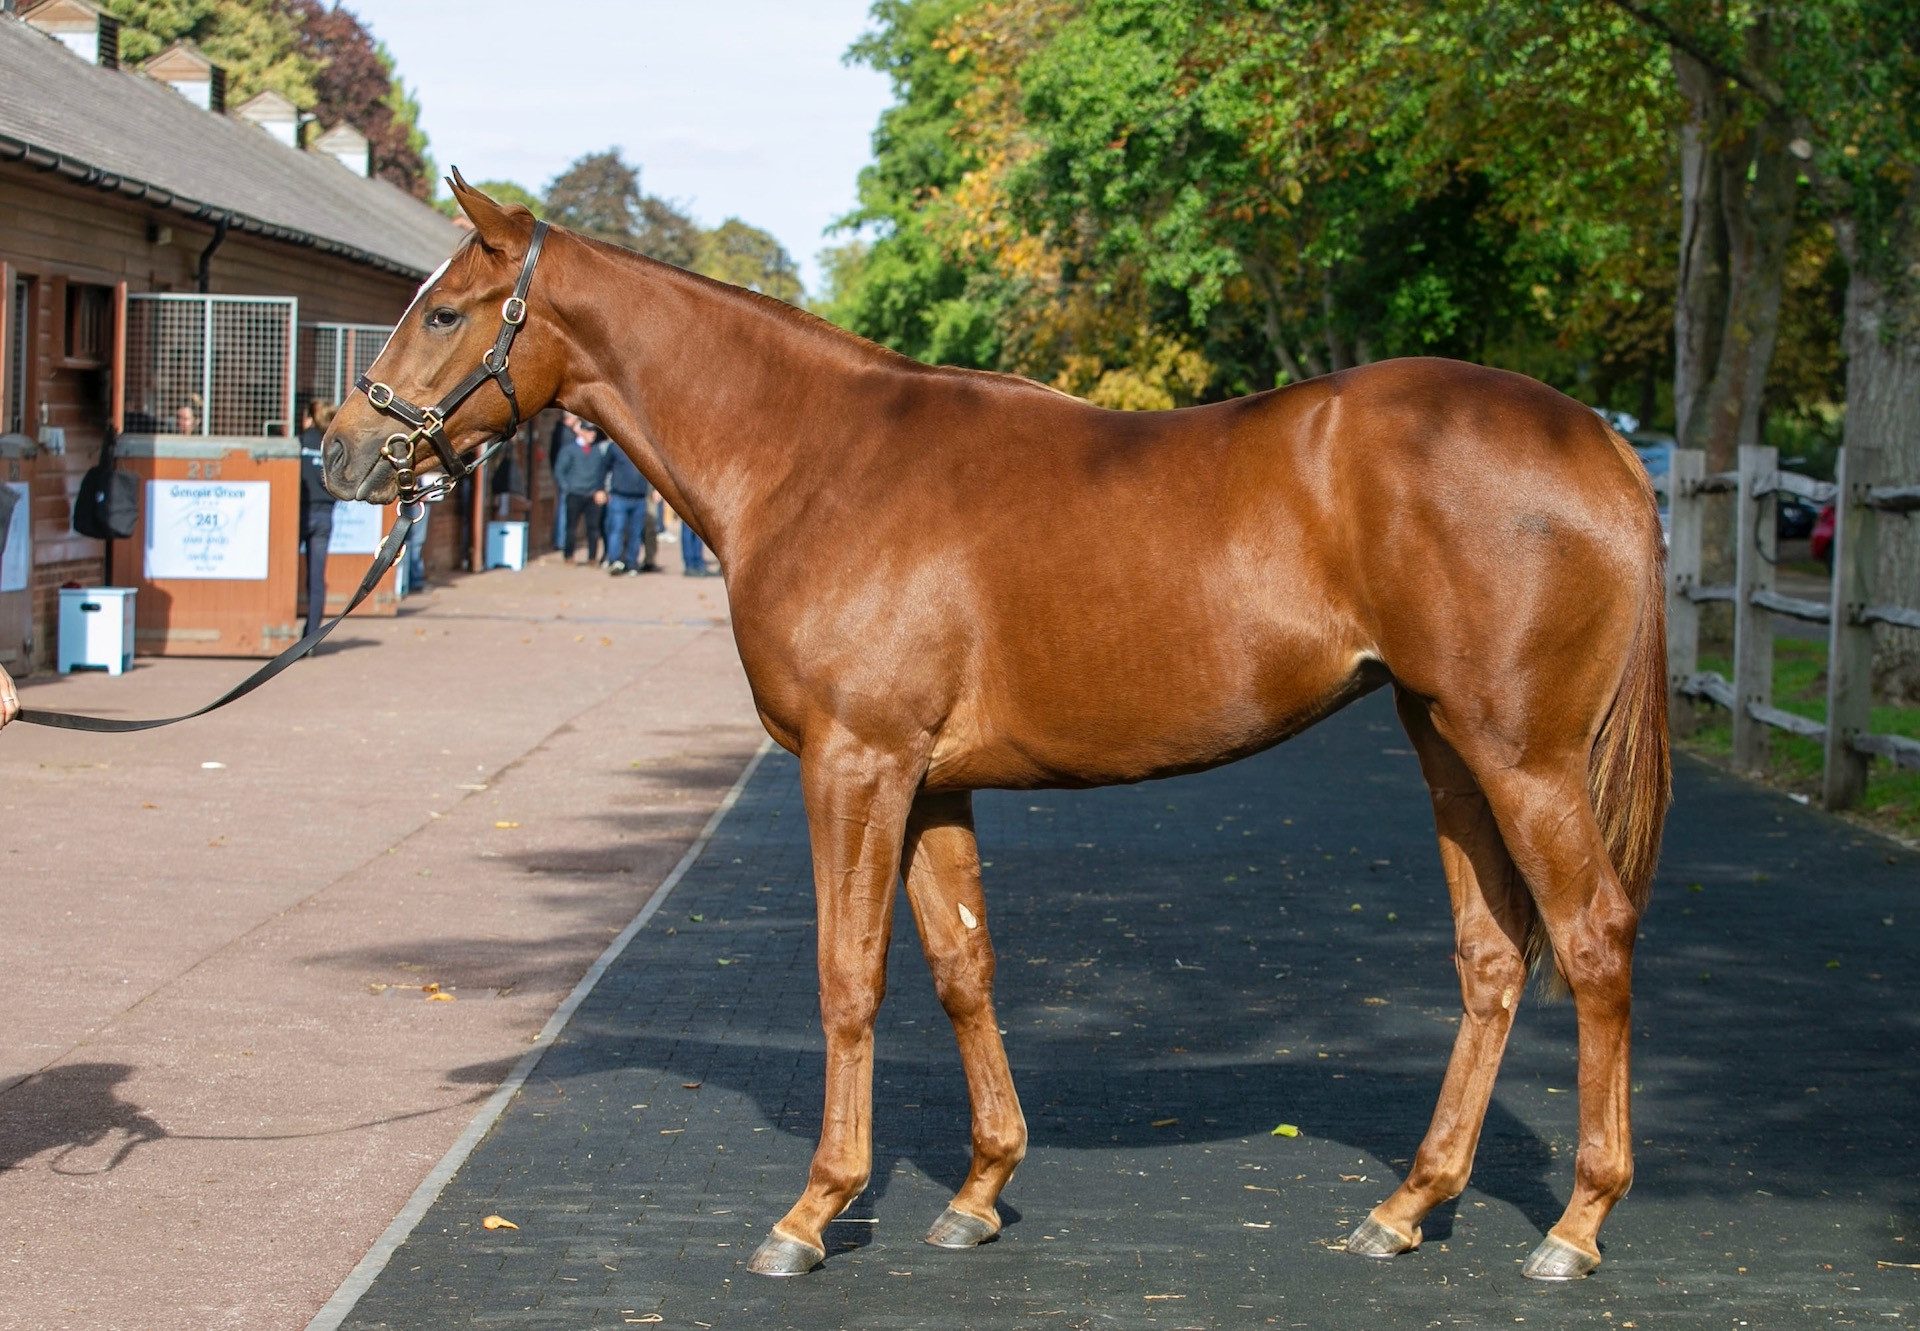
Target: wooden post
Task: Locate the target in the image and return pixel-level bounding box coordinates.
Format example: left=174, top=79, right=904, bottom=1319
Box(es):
left=1666, top=449, right=1705, bottom=737
left=1731, top=444, right=1777, bottom=772
left=1822, top=446, right=1880, bottom=809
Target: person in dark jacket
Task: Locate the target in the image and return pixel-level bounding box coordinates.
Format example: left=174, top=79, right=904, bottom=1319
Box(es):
left=553, top=421, right=612, bottom=563
left=602, top=440, right=658, bottom=574
left=298, top=401, right=336, bottom=636
left=547, top=411, right=581, bottom=550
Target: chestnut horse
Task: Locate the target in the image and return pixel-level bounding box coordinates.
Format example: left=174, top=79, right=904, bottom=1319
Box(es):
left=327, top=178, right=1669, bottom=1282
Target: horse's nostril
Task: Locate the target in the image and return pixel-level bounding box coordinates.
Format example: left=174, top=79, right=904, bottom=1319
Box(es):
left=325, top=440, right=346, bottom=472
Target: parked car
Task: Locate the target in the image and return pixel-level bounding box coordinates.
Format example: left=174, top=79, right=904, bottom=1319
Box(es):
left=1626, top=431, right=1673, bottom=544
left=1810, top=502, right=1836, bottom=567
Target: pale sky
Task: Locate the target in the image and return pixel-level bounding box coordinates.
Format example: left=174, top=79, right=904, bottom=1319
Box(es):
left=350, top=1, right=896, bottom=296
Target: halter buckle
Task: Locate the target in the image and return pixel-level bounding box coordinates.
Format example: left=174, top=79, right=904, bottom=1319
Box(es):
left=366, top=382, right=395, bottom=410
left=501, top=296, right=527, bottom=326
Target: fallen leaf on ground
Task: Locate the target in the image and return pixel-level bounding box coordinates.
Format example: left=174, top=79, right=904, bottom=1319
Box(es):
left=1151, top=1118, right=1178, bottom=1128
left=482, top=1215, right=518, bottom=1230
left=682, top=1082, right=702, bottom=1090
left=1271, top=1123, right=1300, bottom=1138
left=494, top=820, right=520, bottom=829
left=427, top=991, right=455, bottom=1002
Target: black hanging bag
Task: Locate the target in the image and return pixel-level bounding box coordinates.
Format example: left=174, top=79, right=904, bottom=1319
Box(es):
left=73, top=428, right=139, bottom=541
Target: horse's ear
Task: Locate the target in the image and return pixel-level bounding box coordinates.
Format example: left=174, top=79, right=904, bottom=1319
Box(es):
left=447, top=167, right=527, bottom=253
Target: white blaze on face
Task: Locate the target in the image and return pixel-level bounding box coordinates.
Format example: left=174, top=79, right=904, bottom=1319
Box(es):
left=371, top=250, right=457, bottom=363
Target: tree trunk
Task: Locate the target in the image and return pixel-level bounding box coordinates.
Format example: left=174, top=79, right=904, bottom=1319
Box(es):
left=1673, top=50, right=1729, bottom=453
left=1837, top=216, right=1920, bottom=701
left=1669, top=49, right=1799, bottom=597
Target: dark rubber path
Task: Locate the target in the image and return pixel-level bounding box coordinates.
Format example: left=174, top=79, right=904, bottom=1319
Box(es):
left=340, top=694, right=1919, bottom=1330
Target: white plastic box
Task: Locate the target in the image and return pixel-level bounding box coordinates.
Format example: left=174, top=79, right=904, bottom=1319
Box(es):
left=485, top=521, right=528, bottom=571
left=58, top=586, right=136, bottom=675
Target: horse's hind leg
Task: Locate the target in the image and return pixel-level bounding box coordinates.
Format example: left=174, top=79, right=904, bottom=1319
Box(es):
left=901, top=790, right=1026, bottom=1247
left=747, top=732, right=924, bottom=1277
left=1350, top=690, right=1533, bottom=1259
left=1470, top=757, right=1640, bottom=1280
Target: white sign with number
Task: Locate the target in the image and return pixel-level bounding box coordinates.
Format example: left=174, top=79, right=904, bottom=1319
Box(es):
left=0, top=481, right=28, bottom=593
left=145, top=480, right=271, bottom=581
left=328, top=501, right=385, bottom=555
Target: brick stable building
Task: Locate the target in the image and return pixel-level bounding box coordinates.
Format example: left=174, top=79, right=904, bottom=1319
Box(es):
left=0, top=1, right=532, bottom=672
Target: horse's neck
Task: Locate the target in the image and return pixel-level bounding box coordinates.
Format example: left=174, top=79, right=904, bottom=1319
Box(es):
left=552, top=242, right=868, bottom=558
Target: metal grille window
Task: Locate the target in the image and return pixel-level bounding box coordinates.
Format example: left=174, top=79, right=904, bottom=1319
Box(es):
left=124, top=294, right=297, bottom=437
left=5, top=277, right=27, bottom=436
left=299, top=322, right=392, bottom=409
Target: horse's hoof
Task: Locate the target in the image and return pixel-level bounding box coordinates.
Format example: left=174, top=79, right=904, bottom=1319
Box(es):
left=1345, top=1214, right=1421, bottom=1259
left=926, top=1205, right=999, bottom=1249
left=1521, top=1234, right=1600, bottom=1281
left=747, top=1231, right=825, bottom=1277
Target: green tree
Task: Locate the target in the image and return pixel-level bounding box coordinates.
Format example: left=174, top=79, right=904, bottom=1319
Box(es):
left=1610, top=0, right=1920, bottom=693
left=824, top=0, right=1009, bottom=366
left=543, top=149, right=643, bottom=248
left=697, top=219, right=803, bottom=302
left=102, top=0, right=316, bottom=104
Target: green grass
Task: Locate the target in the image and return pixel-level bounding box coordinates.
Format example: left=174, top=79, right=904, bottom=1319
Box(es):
left=1687, top=637, right=1920, bottom=839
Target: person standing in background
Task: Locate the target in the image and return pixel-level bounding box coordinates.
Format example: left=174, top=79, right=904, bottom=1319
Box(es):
left=548, top=410, right=581, bottom=551
left=602, top=439, right=658, bottom=575
left=553, top=421, right=611, bottom=564
left=404, top=502, right=432, bottom=594
left=297, top=401, right=337, bottom=637
left=0, top=662, right=16, bottom=728
left=678, top=508, right=715, bottom=577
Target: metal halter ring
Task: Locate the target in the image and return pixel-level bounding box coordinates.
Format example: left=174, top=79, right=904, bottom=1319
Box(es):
left=366, top=382, right=395, bottom=410
left=381, top=433, right=414, bottom=466
left=501, top=296, right=527, bottom=326
left=482, top=346, right=509, bottom=374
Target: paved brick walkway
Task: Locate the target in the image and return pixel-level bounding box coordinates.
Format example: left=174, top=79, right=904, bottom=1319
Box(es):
left=336, top=696, right=1919, bottom=1331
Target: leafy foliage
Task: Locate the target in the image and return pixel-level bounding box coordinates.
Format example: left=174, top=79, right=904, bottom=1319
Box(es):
left=538, top=149, right=802, bottom=296
left=99, top=0, right=434, bottom=198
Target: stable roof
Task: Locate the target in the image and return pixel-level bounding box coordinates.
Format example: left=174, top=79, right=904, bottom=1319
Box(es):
left=0, top=13, right=460, bottom=279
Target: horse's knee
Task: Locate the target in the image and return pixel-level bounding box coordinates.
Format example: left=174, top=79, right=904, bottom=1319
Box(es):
left=820, top=983, right=884, bottom=1040
left=929, top=954, right=993, bottom=1021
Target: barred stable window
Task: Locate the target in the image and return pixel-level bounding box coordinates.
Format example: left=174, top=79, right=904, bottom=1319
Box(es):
left=123, top=294, right=296, bottom=437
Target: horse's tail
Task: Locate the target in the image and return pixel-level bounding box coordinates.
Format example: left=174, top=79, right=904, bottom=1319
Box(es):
left=1530, top=454, right=1672, bottom=998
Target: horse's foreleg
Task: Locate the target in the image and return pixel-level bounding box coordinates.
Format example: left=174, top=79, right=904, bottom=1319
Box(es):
left=902, top=790, right=1026, bottom=1248
left=747, top=735, right=924, bottom=1278
left=1351, top=693, right=1531, bottom=1259
left=1478, top=761, right=1640, bottom=1281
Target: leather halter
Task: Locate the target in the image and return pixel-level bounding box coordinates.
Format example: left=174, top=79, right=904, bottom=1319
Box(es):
left=354, top=220, right=550, bottom=503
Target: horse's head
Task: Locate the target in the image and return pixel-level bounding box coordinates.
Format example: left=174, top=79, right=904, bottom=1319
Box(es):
left=323, top=172, right=563, bottom=504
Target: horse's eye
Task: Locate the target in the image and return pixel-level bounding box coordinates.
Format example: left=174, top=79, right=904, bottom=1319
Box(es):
left=426, top=306, right=460, bottom=330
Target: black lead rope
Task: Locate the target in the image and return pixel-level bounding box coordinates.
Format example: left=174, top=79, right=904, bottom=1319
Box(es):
left=15, top=504, right=418, bottom=733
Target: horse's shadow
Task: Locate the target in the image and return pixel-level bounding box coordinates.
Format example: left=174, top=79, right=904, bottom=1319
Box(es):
left=0, top=1063, right=168, bottom=1176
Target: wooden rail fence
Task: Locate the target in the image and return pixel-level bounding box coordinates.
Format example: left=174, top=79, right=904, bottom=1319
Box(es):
left=1662, top=443, right=1920, bottom=810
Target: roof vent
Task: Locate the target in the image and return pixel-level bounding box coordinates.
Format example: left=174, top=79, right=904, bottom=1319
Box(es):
left=22, top=0, right=120, bottom=68
left=311, top=122, right=370, bottom=178
left=233, top=89, right=302, bottom=149
left=142, top=39, right=224, bottom=113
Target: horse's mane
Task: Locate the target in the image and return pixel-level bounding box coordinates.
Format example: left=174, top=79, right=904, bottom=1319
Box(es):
left=561, top=223, right=1073, bottom=401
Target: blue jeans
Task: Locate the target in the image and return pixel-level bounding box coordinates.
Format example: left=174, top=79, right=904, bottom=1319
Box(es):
left=605, top=493, right=647, bottom=567
left=681, top=522, right=707, bottom=573
left=403, top=506, right=430, bottom=592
